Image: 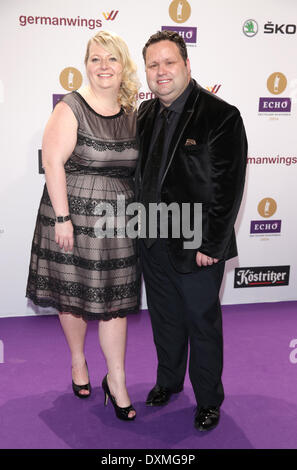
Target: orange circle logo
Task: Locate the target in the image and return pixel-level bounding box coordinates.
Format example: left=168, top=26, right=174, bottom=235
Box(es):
left=257, top=198, right=277, bottom=218
left=59, top=67, right=83, bottom=91
left=169, top=0, right=191, bottom=23
left=267, top=72, right=287, bottom=95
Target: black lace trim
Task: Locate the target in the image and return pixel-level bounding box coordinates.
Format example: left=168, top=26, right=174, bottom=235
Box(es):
left=38, top=214, right=133, bottom=238
left=64, top=158, right=135, bottom=177
left=41, top=190, right=135, bottom=216
left=31, top=242, right=137, bottom=271
left=26, top=270, right=140, bottom=304
left=26, top=292, right=140, bottom=321
left=77, top=133, right=137, bottom=153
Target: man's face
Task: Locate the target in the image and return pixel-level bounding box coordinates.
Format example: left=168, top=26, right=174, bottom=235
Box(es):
left=145, top=40, right=191, bottom=107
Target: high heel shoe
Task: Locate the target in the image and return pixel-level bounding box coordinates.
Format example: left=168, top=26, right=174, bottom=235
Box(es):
left=72, top=361, right=92, bottom=399
left=102, top=374, right=136, bottom=421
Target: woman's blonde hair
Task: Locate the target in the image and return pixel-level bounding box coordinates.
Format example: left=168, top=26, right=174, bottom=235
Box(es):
left=84, top=31, right=139, bottom=113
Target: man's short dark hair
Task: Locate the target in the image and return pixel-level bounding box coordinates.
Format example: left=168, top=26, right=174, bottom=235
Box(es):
left=142, top=30, right=188, bottom=64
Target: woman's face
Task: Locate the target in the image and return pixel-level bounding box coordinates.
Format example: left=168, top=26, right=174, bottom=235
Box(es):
left=86, top=42, right=123, bottom=93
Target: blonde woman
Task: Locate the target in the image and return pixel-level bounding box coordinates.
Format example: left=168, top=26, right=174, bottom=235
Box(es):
left=26, top=31, right=140, bottom=420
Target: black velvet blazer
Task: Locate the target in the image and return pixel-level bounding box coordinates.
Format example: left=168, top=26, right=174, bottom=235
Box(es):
left=136, top=81, right=248, bottom=273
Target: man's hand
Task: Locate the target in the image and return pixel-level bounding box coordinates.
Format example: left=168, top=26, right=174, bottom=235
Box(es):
left=196, top=251, right=219, bottom=267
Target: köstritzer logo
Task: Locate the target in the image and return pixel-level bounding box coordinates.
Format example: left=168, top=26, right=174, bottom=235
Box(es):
left=103, top=11, right=119, bottom=21
left=234, top=266, right=290, bottom=288
left=243, top=19, right=258, bottom=37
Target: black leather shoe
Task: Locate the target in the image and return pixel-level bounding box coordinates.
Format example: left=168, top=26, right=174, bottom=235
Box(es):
left=146, top=384, right=182, bottom=407
left=194, top=406, right=220, bottom=432
left=102, top=375, right=136, bottom=421
left=72, top=361, right=91, bottom=399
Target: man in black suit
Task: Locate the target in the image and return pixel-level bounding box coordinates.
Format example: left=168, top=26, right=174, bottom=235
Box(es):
left=136, top=31, right=247, bottom=431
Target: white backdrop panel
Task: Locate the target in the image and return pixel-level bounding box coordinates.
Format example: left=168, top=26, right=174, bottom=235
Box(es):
left=0, top=0, right=296, bottom=317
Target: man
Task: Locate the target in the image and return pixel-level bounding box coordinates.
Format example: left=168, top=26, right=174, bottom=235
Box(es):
left=136, top=31, right=247, bottom=431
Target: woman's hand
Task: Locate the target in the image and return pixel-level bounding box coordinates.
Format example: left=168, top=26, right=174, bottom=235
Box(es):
left=55, top=220, right=74, bottom=252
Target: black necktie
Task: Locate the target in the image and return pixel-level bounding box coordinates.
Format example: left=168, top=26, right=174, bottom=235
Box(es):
left=140, top=108, right=169, bottom=247
left=141, top=108, right=169, bottom=202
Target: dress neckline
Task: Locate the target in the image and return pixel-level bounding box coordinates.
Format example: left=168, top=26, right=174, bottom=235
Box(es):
left=73, top=91, right=123, bottom=119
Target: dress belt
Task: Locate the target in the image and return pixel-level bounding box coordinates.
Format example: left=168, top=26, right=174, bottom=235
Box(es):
left=64, top=160, right=134, bottom=178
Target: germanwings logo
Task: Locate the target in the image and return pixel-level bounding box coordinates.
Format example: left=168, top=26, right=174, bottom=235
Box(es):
left=103, top=10, right=119, bottom=21
left=206, top=84, right=221, bottom=94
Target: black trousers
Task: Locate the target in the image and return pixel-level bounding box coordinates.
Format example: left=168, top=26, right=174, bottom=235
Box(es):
left=139, top=238, right=225, bottom=408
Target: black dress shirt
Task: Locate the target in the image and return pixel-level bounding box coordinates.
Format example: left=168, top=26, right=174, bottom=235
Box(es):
left=140, top=79, right=194, bottom=243
left=148, top=79, right=194, bottom=202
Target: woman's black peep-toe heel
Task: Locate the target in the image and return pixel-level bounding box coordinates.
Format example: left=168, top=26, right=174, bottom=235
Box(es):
left=102, top=374, right=136, bottom=421
left=72, top=362, right=92, bottom=399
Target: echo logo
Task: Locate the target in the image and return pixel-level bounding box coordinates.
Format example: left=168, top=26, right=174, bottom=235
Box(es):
left=0, top=340, right=3, bottom=363
left=258, top=72, right=292, bottom=114
left=169, top=0, right=191, bottom=23
left=289, top=339, right=297, bottom=364
left=59, top=67, right=82, bottom=92
left=267, top=72, right=287, bottom=95
left=257, top=197, right=277, bottom=218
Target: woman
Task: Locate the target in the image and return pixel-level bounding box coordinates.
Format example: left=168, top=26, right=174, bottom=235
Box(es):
left=26, top=31, right=140, bottom=420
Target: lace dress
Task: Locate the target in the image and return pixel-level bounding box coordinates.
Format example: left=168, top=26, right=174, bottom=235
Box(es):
left=26, top=91, right=140, bottom=320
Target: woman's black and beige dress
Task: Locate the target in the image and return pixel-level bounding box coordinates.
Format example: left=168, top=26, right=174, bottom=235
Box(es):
left=26, top=92, right=140, bottom=320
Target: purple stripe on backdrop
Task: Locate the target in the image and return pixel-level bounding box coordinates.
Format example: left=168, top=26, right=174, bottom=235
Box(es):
left=0, top=302, right=296, bottom=449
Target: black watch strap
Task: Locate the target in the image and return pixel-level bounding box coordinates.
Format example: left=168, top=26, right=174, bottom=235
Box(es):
left=55, top=215, right=71, bottom=223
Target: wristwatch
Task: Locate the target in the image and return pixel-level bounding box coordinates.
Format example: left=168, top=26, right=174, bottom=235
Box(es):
left=55, top=215, right=71, bottom=223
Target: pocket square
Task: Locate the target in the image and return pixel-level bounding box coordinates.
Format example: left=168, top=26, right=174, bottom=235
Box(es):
left=185, top=138, right=197, bottom=146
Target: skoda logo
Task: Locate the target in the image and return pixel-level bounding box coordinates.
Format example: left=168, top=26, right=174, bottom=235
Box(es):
left=243, top=19, right=258, bottom=37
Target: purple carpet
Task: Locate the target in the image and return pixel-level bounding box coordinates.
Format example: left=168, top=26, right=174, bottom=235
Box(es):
left=0, top=301, right=296, bottom=449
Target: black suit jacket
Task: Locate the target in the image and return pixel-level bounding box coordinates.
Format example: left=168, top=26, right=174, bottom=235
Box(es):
left=136, top=81, right=247, bottom=273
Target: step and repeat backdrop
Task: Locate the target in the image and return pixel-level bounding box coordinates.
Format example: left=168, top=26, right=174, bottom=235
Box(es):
left=0, top=0, right=296, bottom=317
